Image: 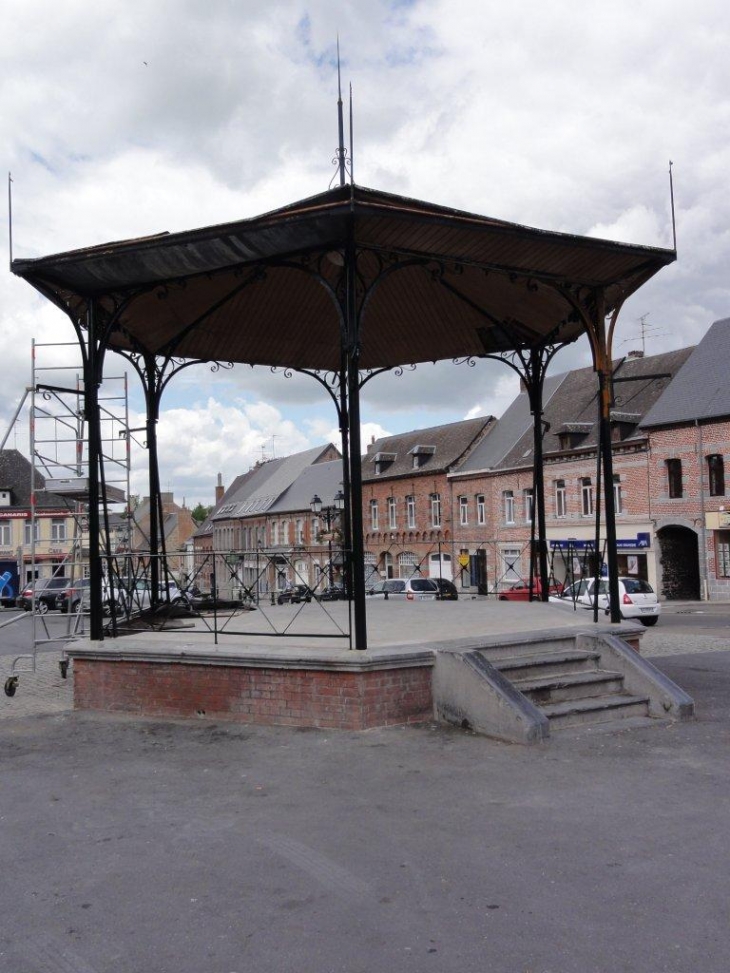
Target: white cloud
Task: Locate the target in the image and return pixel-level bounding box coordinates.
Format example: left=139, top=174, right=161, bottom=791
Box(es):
left=3, top=0, right=730, bottom=504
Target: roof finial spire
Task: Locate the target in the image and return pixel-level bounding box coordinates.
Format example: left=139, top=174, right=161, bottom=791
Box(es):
left=668, top=160, right=677, bottom=252
left=336, top=36, right=346, bottom=187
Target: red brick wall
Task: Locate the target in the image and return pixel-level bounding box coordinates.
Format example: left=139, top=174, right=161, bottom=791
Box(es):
left=362, top=470, right=452, bottom=577
left=73, top=659, right=434, bottom=730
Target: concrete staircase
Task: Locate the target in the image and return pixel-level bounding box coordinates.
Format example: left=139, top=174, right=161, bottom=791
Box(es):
left=433, top=630, right=694, bottom=743
left=494, top=644, right=650, bottom=730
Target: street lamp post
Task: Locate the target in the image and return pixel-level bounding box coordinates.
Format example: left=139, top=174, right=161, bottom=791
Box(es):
left=310, top=491, right=345, bottom=590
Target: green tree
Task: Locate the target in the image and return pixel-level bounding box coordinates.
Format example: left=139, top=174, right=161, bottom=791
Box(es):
left=191, top=502, right=213, bottom=525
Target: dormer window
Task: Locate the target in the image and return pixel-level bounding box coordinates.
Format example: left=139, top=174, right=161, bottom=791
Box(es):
left=609, top=411, right=640, bottom=443
left=557, top=423, right=592, bottom=451
left=0, top=490, right=10, bottom=508
left=373, top=451, right=396, bottom=475
left=409, top=444, right=436, bottom=469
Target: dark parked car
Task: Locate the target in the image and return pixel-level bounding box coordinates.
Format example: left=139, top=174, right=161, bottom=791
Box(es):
left=432, top=578, right=459, bottom=600
left=57, top=577, right=91, bottom=613
left=276, top=584, right=313, bottom=605
left=16, top=576, right=69, bottom=614
left=316, top=584, right=347, bottom=601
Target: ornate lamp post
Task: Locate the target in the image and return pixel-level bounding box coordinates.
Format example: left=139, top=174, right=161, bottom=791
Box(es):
left=310, top=491, right=345, bottom=589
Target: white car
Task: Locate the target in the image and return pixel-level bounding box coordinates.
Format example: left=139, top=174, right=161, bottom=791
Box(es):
left=366, top=578, right=439, bottom=601
left=552, top=577, right=660, bottom=626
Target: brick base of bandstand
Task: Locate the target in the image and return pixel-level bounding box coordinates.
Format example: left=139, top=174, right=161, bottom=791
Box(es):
left=70, top=642, right=435, bottom=730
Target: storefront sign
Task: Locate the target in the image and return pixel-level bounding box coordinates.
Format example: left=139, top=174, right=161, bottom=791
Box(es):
left=550, top=532, right=650, bottom=551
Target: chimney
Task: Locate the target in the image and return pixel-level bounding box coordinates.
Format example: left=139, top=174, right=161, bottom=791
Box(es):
left=366, top=435, right=377, bottom=454
left=215, top=472, right=224, bottom=505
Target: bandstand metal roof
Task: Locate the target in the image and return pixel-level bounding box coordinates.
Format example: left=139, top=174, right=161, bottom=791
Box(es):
left=11, top=183, right=675, bottom=371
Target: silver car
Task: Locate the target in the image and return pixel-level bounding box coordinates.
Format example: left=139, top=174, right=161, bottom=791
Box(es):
left=366, top=578, right=438, bottom=601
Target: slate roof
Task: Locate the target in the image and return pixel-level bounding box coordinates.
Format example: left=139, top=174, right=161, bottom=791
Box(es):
left=455, top=373, right=566, bottom=473
left=454, top=348, right=693, bottom=474
left=363, top=417, right=494, bottom=481
left=0, top=449, right=70, bottom=510
left=496, top=348, right=693, bottom=468
left=210, top=444, right=340, bottom=521
left=267, top=459, right=343, bottom=515
left=641, top=318, right=730, bottom=427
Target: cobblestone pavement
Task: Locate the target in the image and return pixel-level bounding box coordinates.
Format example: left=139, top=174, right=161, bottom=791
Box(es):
left=0, top=649, right=73, bottom=720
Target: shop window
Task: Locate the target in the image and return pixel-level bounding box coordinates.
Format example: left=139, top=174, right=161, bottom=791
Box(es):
left=501, top=547, right=521, bottom=583
left=707, top=454, right=725, bottom=497
left=667, top=459, right=683, bottom=498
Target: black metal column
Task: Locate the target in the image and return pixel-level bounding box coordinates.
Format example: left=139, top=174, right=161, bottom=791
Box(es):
left=85, top=300, right=104, bottom=640
left=528, top=352, right=549, bottom=600
left=344, top=229, right=367, bottom=650
left=143, top=359, right=162, bottom=603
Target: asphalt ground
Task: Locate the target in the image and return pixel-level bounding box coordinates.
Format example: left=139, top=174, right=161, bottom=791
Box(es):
left=0, top=616, right=729, bottom=971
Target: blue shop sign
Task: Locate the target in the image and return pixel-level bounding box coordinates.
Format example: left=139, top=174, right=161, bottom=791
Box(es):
left=550, top=532, right=650, bottom=551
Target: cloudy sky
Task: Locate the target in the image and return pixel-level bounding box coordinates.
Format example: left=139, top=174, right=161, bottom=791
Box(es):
left=2, top=0, right=729, bottom=506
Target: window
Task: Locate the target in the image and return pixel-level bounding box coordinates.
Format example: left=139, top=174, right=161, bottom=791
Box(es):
left=281, top=520, right=289, bottom=544
left=667, top=459, right=683, bottom=499
left=295, top=519, right=304, bottom=545
left=271, top=521, right=279, bottom=545
left=708, top=454, right=725, bottom=497
left=555, top=480, right=566, bottom=519
left=581, top=478, right=593, bottom=517
left=387, top=497, right=397, bottom=530
left=503, top=490, right=515, bottom=524
left=477, top=494, right=485, bottom=526
left=0, top=520, right=10, bottom=546
left=613, top=475, right=623, bottom=515
left=406, top=495, right=416, bottom=529
left=24, top=519, right=39, bottom=545
left=459, top=496, right=469, bottom=526
left=370, top=499, right=379, bottom=531
left=398, top=551, right=418, bottom=578
left=501, top=547, right=522, bottom=583
left=523, top=489, right=534, bottom=524
left=430, top=493, right=442, bottom=528
left=717, top=533, right=730, bottom=577
left=310, top=517, right=319, bottom=541
left=51, top=518, right=66, bottom=542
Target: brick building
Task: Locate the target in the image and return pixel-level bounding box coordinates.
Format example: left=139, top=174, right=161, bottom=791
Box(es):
left=641, top=317, right=730, bottom=600
left=361, top=417, right=494, bottom=583
left=131, top=492, right=198, bottom=575
left=451, top=348, right=692, bottom=594
left=0, top=449, right=80, bottom=600
left=193, top=444, right=342, bottom=597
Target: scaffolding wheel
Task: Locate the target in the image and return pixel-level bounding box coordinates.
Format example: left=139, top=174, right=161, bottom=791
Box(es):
left=4, top=676, right=19, bottom=698
left=59, top=659, right=69, bottom=679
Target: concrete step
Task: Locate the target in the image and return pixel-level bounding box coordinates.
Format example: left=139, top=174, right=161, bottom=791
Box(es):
left=512, top=669, right=626, bottom=706
left=495, top=650, right=601, bottom=681
left=477, top=637, right=578, bottom=663
left=542, top=693, right=650, bottom=729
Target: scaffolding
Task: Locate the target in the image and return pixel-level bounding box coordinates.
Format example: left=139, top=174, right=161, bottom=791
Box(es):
left=4, top=338, right=130, bottom=692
